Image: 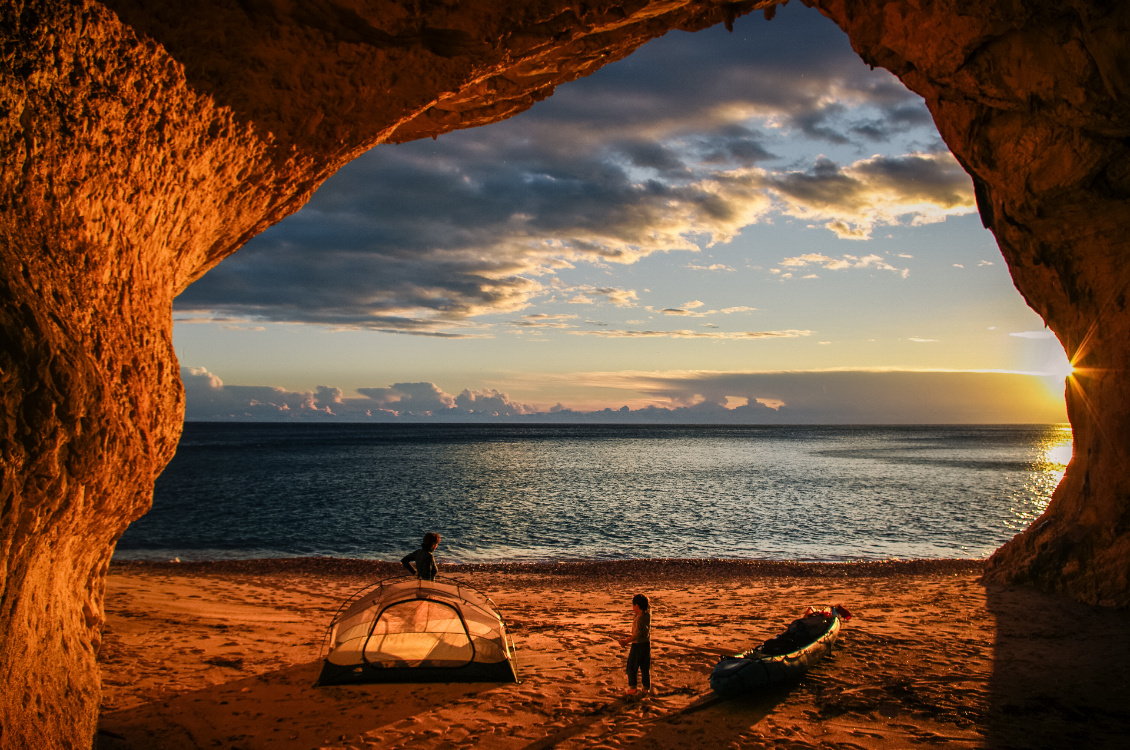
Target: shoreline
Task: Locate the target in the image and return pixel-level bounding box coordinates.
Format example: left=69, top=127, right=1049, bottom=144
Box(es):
left=97, top=556, right=1127, bottom=749
left=109, top=555, right=987, bottom=579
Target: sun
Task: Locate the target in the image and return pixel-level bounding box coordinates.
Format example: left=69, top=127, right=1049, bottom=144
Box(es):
left=1050, top=356, right=1076, bottom=380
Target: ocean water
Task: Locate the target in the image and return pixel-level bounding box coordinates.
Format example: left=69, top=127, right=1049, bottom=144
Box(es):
left=114, top=423, right=1073, bottom=563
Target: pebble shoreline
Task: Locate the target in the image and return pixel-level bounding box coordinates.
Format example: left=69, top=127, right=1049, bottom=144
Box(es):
left=110, top=555, right=986, bottom=580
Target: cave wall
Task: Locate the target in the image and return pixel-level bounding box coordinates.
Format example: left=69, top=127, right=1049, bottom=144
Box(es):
left=807, top=0, right=1130, bottom=602
left=1, top=0, right=1127, bottom=747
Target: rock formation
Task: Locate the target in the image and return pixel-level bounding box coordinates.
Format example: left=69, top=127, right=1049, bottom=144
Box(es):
left=814, top=0, right=1130, bottom=604
left=0, top=0, right=1126, bottom=746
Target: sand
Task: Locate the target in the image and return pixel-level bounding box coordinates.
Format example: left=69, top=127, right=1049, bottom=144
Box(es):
left=95, top=558, right=1130, bottom=749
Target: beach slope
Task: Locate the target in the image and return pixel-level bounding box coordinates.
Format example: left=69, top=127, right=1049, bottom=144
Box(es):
left=96, top=559, right=1130, bottom=749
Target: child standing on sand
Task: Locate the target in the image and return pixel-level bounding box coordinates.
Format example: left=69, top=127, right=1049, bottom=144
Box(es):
left=618, top=593, right=652, bottom=697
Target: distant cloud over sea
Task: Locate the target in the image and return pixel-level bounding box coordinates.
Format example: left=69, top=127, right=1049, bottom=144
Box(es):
left=182, top=367, right=1067, bottom=425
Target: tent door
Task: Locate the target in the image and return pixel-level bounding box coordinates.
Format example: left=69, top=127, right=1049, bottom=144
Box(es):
left=363, top=598, right=475, bottom=669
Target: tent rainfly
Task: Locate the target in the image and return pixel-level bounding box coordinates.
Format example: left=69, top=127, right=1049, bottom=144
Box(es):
left=316, top=576, right=518, bottom=686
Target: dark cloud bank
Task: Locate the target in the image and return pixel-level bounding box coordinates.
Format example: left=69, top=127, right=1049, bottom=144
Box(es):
left=184, top=367, right=1067, bottom=425
left=174, top=4, right=965, bottom=335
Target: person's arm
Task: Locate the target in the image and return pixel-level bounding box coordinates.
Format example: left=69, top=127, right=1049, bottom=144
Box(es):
left=618, top=614, right=638, bottom=646
left=401, top=550, right=417, bottom=575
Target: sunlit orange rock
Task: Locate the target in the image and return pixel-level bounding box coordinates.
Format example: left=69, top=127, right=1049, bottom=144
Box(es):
left=1, top=0, right=1127, bottom=746
left=808, top=0, right=1130, bottom=604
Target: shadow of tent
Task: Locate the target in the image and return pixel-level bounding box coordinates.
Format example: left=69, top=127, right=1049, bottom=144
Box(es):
left=95, top=660, right=497, bottom=749
left=984, top=583, right=1130, bottom=750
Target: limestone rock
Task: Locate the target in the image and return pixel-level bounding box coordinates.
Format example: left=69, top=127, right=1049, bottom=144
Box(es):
left=805, top=0, right=1130, bottom=605
left=1, top=1, right=1128, bottom=747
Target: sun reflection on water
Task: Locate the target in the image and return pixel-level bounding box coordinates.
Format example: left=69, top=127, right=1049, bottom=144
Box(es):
left=1005, top=426, right=1072, bottom=531
left=126, top=424, right=1082, bottom=562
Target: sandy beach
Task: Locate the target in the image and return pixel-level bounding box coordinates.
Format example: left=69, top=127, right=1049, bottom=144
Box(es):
left=95, top=558, right=1130, bottom=749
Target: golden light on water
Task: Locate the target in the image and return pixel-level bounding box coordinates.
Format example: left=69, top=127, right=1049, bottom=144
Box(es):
left=1044, top=441, right=1073, bottom=469
left=1040, top=426, right=1073, bottom=482
left=1006, top=426, right=1072, bottom=531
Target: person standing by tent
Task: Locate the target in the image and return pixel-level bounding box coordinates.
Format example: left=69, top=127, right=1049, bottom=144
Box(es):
left=618, top=593, right=652, bottom=697
left=401, top=532, right=441, bottom=581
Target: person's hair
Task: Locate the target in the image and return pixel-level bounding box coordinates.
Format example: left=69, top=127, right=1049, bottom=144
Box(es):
left=632, top=593, right=650, bottom=611
left=422, top=532, right=441, bottom=549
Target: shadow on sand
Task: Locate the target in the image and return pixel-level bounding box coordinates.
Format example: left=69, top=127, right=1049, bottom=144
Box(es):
left=625, top=685, right=793, bottom=749
left=984, top=583, right=1130, bottom=749
left=516, top=685, right=791, bottom=750
left=96, top=661, right=497, bottom=749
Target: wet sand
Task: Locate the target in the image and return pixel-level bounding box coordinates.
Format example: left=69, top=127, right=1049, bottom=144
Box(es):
left=96, top=558, right=1130, bottom=749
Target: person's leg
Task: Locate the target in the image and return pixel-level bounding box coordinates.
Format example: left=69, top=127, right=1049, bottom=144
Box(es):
left=626, top=644, right=641, bottom=692
left=639, top=642, right=651, bottom=691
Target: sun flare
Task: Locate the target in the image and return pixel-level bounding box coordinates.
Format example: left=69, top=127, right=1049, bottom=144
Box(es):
left=1049, top=357, right=1076, bottom=380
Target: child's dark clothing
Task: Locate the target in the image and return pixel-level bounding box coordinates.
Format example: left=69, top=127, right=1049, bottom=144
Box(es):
left=626, top=609, right=652, bottom=690
left=401, top=547, right=438, bottom=581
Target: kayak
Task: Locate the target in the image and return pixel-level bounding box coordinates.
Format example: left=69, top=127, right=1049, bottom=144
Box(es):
left=709, top=605, right=851, bottom=698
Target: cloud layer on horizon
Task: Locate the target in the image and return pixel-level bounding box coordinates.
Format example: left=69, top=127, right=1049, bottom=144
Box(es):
left=174, top=7, right=973, bottom=336
left=182, top=367, right=1067, bottom=425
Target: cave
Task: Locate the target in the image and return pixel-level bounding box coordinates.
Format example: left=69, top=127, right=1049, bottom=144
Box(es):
left=2, top=0, right=1128, bottom=746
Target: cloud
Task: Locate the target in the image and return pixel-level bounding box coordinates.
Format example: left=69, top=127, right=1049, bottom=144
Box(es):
left=355, top=382, right=456, bottom=414
left=564, top=286, right=640, bottom=307
left=774, top=251, right=909, bottom=278
left=685, top=262, right=735, bottom=272
left=567, top=329, right=811, bottom=339
left=615, top=140, right=689, bottom=175
left=453, top=389, right=538, bottom=417
left=559, top=369, right=1068, bottom=423
left=659, top=301, right=756, bottom=317
left=1010, top=330, right=1056, bottom=339
left=173, top=5, right=955, bottom=335
left=183, top=368, right=538, bottom=421
left=181, top=367, right=348, bottom=419
left=511, top=313, right=580, bottom=329
left=765, top=152, right=975, bottom=240
left=660, top=300, right=705, bottom=316
left=182, top=367, right=1067, bottom=424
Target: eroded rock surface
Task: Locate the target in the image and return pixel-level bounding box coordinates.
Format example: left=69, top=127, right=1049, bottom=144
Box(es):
left=812, top=0, right=1130, bottom=603
left=1, top=0, right=1127, bottom=746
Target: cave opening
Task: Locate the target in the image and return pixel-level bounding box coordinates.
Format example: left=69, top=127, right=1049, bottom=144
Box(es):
left=136, top=3, right=1072, bottom=565
left=3, top=1, right=1128, bottom=748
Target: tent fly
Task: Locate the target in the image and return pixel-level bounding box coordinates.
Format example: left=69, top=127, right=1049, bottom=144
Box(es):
left=316, top=576, right=519, bottom=686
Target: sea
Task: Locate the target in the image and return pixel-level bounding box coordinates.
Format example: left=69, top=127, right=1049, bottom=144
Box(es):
left=113, top=423, right=1072, bottom=564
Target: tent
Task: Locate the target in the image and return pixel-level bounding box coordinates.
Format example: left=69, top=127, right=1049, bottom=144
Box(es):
left=316, top=576, right=519, bottom=685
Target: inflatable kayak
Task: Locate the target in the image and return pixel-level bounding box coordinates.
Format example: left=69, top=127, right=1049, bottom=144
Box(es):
left=709, top=605, right=851, bottom=698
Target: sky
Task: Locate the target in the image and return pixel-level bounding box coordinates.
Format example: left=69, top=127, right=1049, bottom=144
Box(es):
left=172, top=3, right=1071, bottom=424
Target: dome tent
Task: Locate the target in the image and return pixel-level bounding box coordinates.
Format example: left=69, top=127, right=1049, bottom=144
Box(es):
left=316, top=576, right=518, bottom=686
